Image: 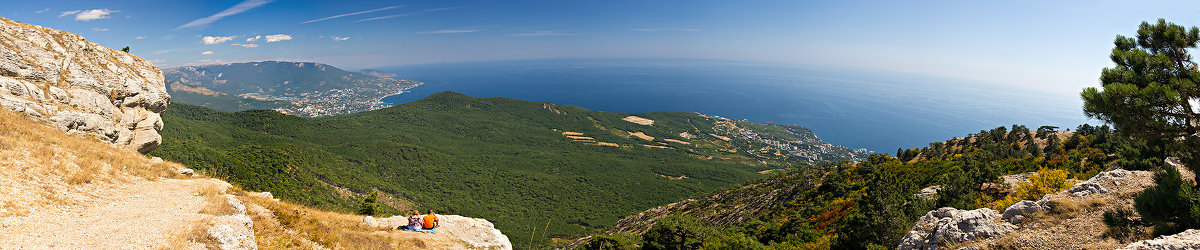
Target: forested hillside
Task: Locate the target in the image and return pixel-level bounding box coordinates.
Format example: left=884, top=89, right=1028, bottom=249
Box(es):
left=578, top=124, right=1164, bottom=249
left=151, top=91, right=866, bottom=247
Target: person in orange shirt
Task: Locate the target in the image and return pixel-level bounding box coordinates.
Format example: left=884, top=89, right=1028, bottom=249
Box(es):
left=420, top=210, right=439, bottom=233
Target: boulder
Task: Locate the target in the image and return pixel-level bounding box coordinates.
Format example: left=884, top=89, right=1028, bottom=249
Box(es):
left=1122, top=229, right=1200, bottom=250
left=1067, top=182, right=1107, bottom=197
left=178, top=168, right=194, bottom=176
left=1001, top=200, right=1046, bottom=223
left=362, top=216, right=378, bottom=228
left=916, top=185, right=941, bottom=200
left=0, top=17, right=169, bottom=153
left=898, top=207, right=1017, bottom=250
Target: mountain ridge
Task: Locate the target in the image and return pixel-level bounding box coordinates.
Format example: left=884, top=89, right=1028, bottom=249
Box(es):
left=163, top=61, right=421, bottom=117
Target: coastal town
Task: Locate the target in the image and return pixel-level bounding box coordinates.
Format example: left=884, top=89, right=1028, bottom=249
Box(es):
left=271, top=78, right=422, bottom=117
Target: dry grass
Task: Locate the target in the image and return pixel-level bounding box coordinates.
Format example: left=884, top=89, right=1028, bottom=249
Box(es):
left=198, top=184, right=237, bottom=216
left=239, top=194, right=448, bottom=249
left=0, top=108, right=179, bottom=215
left=164, top=218, right=220, bottom=250
left=1025, top=198, right=1105, bottom=225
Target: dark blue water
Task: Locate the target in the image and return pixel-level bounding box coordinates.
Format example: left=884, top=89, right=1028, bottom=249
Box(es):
left=378, top=58, right=1088, bottom=153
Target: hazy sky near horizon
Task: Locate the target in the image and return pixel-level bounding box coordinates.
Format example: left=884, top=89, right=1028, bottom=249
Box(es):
left=4, top=0, right=1199, bottom=95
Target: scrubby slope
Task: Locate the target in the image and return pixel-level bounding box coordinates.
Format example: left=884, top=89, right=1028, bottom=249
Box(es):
left=575, top=124, right=1161, bottom=249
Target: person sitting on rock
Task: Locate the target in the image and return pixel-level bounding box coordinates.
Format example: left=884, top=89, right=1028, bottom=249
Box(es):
left=402, top=210, right=421, bottom=231
left=416, top=210, right=439, bottom=233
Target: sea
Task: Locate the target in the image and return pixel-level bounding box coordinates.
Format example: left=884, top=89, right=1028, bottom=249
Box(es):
left=378, top=58, right=1090, bottom=154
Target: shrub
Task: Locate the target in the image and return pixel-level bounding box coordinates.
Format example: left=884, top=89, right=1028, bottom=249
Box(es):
left=357, top=191, right=381, bottom=216
left=1103, top=208, right=1144, bottom=242
left=583, top=233, right=640, bottom=250
left=642, top=215, right=718, bottom=250
left=1135, top=166, right=1200, bottom=236
left=994, top=168, right=1073, bottom=210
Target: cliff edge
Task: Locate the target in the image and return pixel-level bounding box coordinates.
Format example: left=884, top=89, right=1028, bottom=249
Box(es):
left=0, top=17, right=168, bottom=153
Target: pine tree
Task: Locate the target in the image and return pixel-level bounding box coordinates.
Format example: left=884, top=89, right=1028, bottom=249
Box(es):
left=358, top=191, right=381, bottom=216
left=1081, top=19, right=1200, bottom=235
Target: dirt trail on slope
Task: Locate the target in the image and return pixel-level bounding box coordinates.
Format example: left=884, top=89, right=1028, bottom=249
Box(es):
left=0, top=178, right=223, bottom=249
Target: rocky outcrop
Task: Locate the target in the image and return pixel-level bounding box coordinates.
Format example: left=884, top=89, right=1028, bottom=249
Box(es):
left=363, top=214, right=513, bottom=250
left=916, top=185, right=941, bottom=200
left=207, top=195, right=256, bottom=250
left=1122, top=229, right=1200, bottom=250
left=0, top=17, right=168, bottom=153
left=898, top=207, right=1017, bottom=250
left=1001, top=200, right=1046, bottom=224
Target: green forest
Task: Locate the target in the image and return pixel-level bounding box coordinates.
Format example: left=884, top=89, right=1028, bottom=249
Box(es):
left=151, top=91, right=864, bottom=246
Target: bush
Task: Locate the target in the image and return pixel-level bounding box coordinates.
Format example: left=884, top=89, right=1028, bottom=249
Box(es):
left=358, top=191, right=381, bottom=216
left=642, top=215, right=718, bottom=250
left=1103, top=208, right=1144, bottom=242
left=994, top=168, right=1072, bottom=210
left=1135, top=166, right=1200, bottom=236
left=583, top=233, right=640, bottom=250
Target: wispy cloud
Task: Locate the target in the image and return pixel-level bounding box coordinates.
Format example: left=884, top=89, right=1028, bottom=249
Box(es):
left=331, top=36, right=350, bottom=41
left=425, top=29, right=480, bottom=34
left=202, top=36, right=237, bottom=45
left=36, top=8, right=51, bottom=14
left=633, top=28, right=701, bottom=32
left=202, top=51, right=214, bottom=55
left=300, top=5, right=403, bottom=24
left=136, top=36, right=148, bottom=40
left=356, top=7, right=459, bottom=22
left=246, top=35, right=261, bottom=42
left=92, top=27, right=110, bottom=32
left=264, top=34, right=291, bottom=42
left=176, top=0, right=272, bottom=30
left=60, top=9, right=118, bottom=21
left=511, top=31, right=576, bottom=37
left=233, top=43, right=259, bottom=48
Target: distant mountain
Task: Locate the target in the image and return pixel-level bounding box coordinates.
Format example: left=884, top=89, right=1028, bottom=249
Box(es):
left=163, top=61, right=421, bottom=117
left=359, top=69, right=398, bottom=78
left=151, top=91, right=868, bottom=247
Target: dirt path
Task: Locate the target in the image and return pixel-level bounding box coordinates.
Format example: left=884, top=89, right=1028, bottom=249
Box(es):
left=0, top=178, right=221, bottom=249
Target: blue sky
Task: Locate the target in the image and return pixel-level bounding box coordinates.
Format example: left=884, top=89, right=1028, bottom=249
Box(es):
left=3, top=0, right=1199, bottom=95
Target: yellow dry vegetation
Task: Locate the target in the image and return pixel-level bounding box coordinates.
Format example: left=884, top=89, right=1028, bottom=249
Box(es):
left=622, top=116, right=654, bottom=126
left=566, top=135, right=595, bottom=141
left=238, top=194, right=473, bottom=249
left=629, top=131, right=654, bottom=141
left=663, top=139, right=691, bottom=145
left=590, top=142, right=619, bottom=147
left=560, top=131, right=584, bottom=136
left=993, top=168, right=1075, bottom=211
left=0, top=109, right=177, bottom=216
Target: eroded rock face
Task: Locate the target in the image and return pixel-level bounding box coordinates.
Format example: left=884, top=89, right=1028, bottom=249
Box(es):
left=898, top=207, right=1017, bottom=250
left=0, top=17, right=168, bottom=153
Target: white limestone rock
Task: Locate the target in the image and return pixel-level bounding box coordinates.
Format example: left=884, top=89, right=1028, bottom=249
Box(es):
left=898, top=207, right=1017, bottom=250
left=1122, top=229, right=1200, bottom=250
left=0, top=17, right=169, bottom=153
